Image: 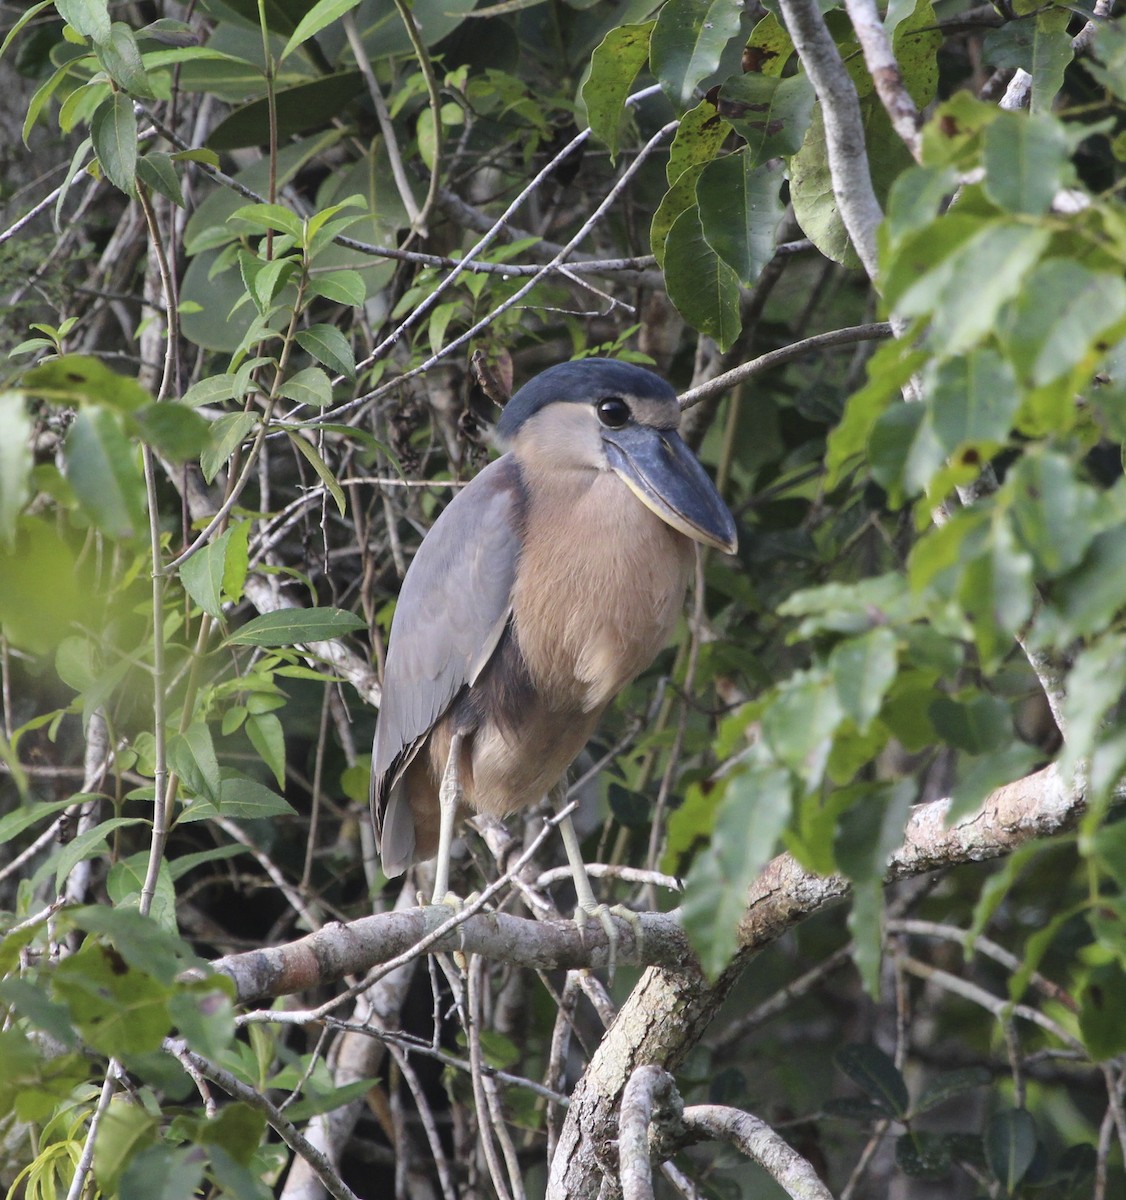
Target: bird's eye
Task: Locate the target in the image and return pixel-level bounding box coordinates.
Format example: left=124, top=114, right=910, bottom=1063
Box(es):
left=596, top=397, right=631, bottom=428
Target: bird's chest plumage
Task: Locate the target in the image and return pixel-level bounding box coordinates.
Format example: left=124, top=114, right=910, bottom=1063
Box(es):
left=511, top=469, right=693, bottom=711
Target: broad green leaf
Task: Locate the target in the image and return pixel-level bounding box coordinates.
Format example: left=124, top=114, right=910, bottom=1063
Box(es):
left=1079, top=962, right=1126, bottom=1059
left=0, top=517, right=86, bottom=653
left=91, top=91, right=138, bottom=196
left=281, top=0, right=362, bottom=61
left=913, top=1067, right=991, bottom=1116
left=295, top=323, right=356, bottom=378
left=663, top=206, right=741, bottom=351
left=835, top=1044, right=909, bottom=1119
left=119, top=1147, right=205, bottom=1200
left=582, top=22, right=654, bottom=161
left=983, top=111, right=1071, bottom=216
left=1059, top=634, right=1126, bottom=781
left=895, top=1132, right=951, bottom=1181
left=246, top=712, right=286, bottom=788
left=0, top=2, right=53, bottom=60
left=223, top=520, right=251, bottom=604
left=1031, top=7, right=1073, bottom=114
left=762, top=671, right=843, bottom=791
left=922, top=348, right=1020, bottom=455
left=95, top=22, right=155, bottom=98
left=0, top=797, right=78, bottom=844
left=132, top=403, right=211, bottom=461
left=650, top=0, right=745, bottom=108
left=682, top=761, right=792, bottom=976
left=180, top=527, right=238, bottom=618
left=227, top=202, right=305, bottom=241
left=984, top=1109, right=1037, bottom=1193
left=1002, top=259, right=1126, bottom=387
left=181, top=374, right=239, bottom=407
left=848, top=878, right=884, bottom=995
left=207, top=71, right=366, bottom=151
left=169, top=722, right=222, bottom=805
left=0, top=392, right=32, bottom=548
left=225, top=606, right=366, bottom=646
left=64, top=407, right=147, bottom=538
left=891, top=222, right=1051, bottom=358
left=308, top=269, right=365, bottom=308
left=696, top=150, right=782, bottom=286
left=1006, top=451, right=1101, bottom=578
left=53, top=817, right=147, bottom=893
left=717, top=71, right=815, bottom=167
left=893, top=0, right=943, bottom=107
left=667, top=100, right=731, bottom=186
left=179, top=772, right=297, bottom=822
left=279, top=366, right=334, bottom=408
left=829, top=627, right=898, bottom=734
left=824, top=340, right=926, bottom=488
left=94, top=1100, right=159, bottom=1195
left=52, top=944, right=170, bottom=1059
left=57, top=0, right=111, bottom=43
left=948, top=743, right=1040, bottom=822
left=200, top=411, right=257, bottom=483
left=287, top=430, right=347, bottom=515
left=136, top=152, right=185, bottom=206
left=1053, top=526, right=1126, bottom=640
left=23, top=354, right=150, bottom=412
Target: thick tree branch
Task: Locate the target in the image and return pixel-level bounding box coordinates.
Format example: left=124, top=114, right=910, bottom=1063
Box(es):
left=843, top=0, right=922, bottom=159
left=776, top=0, right=883, bottom=278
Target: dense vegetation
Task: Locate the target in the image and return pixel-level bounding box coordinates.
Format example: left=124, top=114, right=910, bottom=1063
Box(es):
left=2, top=0, right=1126, bottom=1196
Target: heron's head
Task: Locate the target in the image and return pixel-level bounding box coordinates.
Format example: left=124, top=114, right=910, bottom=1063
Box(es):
left=497, top=358, right=737, bottom=554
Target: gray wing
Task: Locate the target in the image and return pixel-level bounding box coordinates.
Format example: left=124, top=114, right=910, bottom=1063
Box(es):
left=371, top=453, right=525, bottom=873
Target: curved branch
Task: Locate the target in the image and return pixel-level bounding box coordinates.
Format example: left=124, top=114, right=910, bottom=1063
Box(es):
left=777, top=0, right=884, bottom=278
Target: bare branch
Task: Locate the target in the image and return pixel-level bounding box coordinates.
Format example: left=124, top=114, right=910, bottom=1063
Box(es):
left=776, top=0, right=883, bottom=277
left=843, top=0, right=922, bottom=159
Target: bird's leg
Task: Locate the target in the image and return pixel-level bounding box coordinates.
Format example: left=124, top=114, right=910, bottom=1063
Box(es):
left=432, top=730, right=466, bottom=905
left=555, top=794, right=640, bottom=981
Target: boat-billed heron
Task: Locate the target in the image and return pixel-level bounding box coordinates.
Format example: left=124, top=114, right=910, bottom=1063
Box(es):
left=370, top=358, right=737, bottom=917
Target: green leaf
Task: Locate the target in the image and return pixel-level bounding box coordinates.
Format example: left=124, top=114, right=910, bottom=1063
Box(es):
left=0, top=392, right=32, bottom=549
left=179, top=772, right=297, bottom=822
left=281, top=0, right=362, bottom=62
left=23, top=354, right=150, bottom=412
left=682, top=761, right=793, bottom=976
left=246, top=712, right=286, bottom=788
left=892, top=222, right=1052, bottom=358
left=667, top=100, right=731, bottom=186
left=895, top=1132, right=952, bottom=1181
left=227, top=202, right=305, bottom=241
left=119, top=1145, right=204, bottom=1200
left=984, top=1108, right=1037, bottom=1193
left=309, top=269, right=365, bottom=308
left=169, top=722, right=222, bottom=806
left=651, top=0, right=745, bottom=109
left=1002, top=259, right=1126, bottom=387
left=829, top=627, right=899, bottom=734
left=180, top=527, right=238, bottom=618
left=94, top=1099, right=159, bottom=1195
left=716, top=71, right=815, bottom=166
left=200, top=412, right=257, bottom=484
left=762, top=670, right=843, bottom=791
left=922, top=348, right=1020, bottom=455
left=91, top=91, right=138, bottom=196
left=57, top=0, right=111, bottom=44
left=136, top=152, right=185, bottom=206
left=913, top=1066, right=991, bottom=1116
left=663, top=206, right=741, bottom=351
left=696, top=150, right=782, bottom=286
left=582, top=22, right=655, bottom=161
left=64, top=407, right=147, bottom=538
left=1031, top=7, right=1073, bottom=114
left=207, top=71, right=366, bottom=151
left=295, top=324, right=356, bottom=378
left=181, top=374, right=239, bottom=408
left=279, top=366, right=334, bottom=408
left=286, top=431, right=347, bottom=515
left=983, top=111, right=1070, bottom=216
left=53, top=817, right=148, bottom=893
left=0, top=797, right=78, bottom=844
left=225, top=606, right=366, bottom=646
left=835, top=1044, right=909, bottom=1119
left=133, top=403, right=211, bottom=461
left=95, top=22, right=155, bottom=98
left=1006, top=450, right=1101, bottom=578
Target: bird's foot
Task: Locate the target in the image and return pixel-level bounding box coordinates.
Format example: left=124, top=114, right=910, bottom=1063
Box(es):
left=573, top=902, right=642, bottom=983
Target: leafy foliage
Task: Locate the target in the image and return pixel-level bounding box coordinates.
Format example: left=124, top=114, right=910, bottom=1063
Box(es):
left=0, top=0, right=1125, bottom=1196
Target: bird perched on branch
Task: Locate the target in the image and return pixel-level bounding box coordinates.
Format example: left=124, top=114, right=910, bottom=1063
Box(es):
left=370, top=357, right=737, bottom=921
